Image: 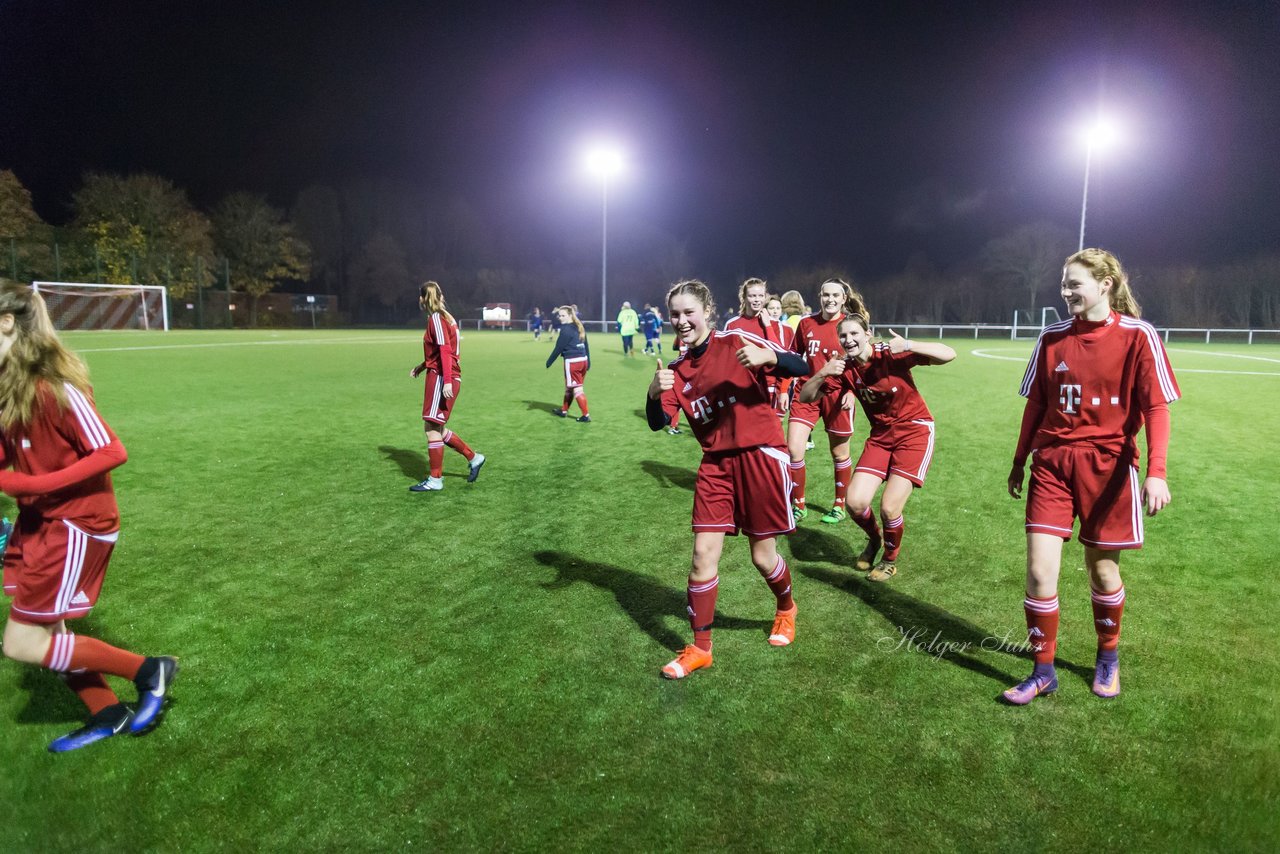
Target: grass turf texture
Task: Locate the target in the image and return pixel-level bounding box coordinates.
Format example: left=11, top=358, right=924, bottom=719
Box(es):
left=1, top=328, right=1276, bottom=851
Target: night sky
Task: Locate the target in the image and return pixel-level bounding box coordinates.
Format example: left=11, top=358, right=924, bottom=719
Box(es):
left=2, top=0, right=1277, bottom=282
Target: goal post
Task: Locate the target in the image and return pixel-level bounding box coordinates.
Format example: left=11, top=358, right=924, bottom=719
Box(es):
left=1010, top=306, right=1063, bottom=340
left=31, top=282, right=169, bottom=332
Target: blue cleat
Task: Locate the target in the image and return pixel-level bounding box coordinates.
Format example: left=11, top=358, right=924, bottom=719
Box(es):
left=131, top=656, right=179, bottom=734
left=48, top=703, right=134, bottom=753
left=1092, top=652, right=1121, bottom=698
left=466, top=453, right=486, bottom=483
left=0, top=517, right=11, bottom=553
left=1002, top=669, right=1058, bottom=706
left=576, top=415, right=591, bottom=423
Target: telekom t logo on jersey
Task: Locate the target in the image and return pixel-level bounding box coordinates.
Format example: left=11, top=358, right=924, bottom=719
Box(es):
left=690, top=394, right=738, bottom=424
left=1059, top=384, right=1082, bottom=414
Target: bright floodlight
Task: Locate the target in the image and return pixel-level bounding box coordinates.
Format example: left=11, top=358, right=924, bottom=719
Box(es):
left=1078, top=115, right=1122, bottom=152
left=584, top=146, right=625, bottom=177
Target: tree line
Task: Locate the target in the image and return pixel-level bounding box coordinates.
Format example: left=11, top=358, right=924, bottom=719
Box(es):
left=2, top=169, right=1275, bottom=328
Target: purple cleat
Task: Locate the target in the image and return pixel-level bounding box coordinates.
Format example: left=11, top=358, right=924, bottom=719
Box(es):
left=1092, top=652, right=1120, bottom=698
left=1002, top=668, right=1058, bottom=706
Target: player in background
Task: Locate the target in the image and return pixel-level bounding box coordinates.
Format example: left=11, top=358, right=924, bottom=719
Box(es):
left=617, top=301, right=640, bottom=358
left=788, top=279, right=868, bottom=524
left=724, top=278, right=793, bottom=419
left=780, top=290, right=808, bottom=333
left=529, top=307, right=544, bottom=341
left=646, top=279, right=810, bottom=679
left=640, top=304, right=663, bottom=358
left=547, top=305, right=592, bottom=422
left=409, top=281, right=485, bottom=491
left=1004, top=249, right=1180, bottom=705
left=0, top=282, right=177, bottom=752
left=800, top=315, right=955, bottom=581
left=765, top=294, right=795, bottom=420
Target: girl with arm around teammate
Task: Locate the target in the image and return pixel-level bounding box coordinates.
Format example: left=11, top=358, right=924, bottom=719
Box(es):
left=0, top=281, right=177, bottom=752
left=1003, top=249, right=1179, bottom=705
left=800, top=316, right=955, bottom=581
left=645, top=280, right=809, bottom=679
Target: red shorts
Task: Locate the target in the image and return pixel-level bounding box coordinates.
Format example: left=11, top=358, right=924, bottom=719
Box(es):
left=3, top=518, right=117, bottom=625
left=788, top=386, right=854, bottom=436
left=563, top=357, right=589, bottom=389
left=422, top=371, right=461, bottom=425
left=692, top=446, right=795, bottom=538
left=855, top=420, right=936, bottom=487
left=1026, top=444, right=1144, bottom=549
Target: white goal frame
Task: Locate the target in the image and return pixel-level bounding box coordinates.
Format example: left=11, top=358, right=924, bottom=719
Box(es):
left=31, top=281, right=169, bottom=332
left=1010, top=306, right=1062, bottom=340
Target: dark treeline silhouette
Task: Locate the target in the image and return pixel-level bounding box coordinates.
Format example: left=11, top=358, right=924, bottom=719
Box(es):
left=2, top=169, right=1275, bottom=328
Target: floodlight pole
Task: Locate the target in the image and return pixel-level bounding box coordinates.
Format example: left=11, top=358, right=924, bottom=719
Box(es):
left=600, top=174, right=609, bottom=327
left=1078, top=136, right=1094, bottom=252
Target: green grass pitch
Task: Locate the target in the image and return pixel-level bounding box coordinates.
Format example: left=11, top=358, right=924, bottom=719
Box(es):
left=1, top=328, right=1276, bottom=851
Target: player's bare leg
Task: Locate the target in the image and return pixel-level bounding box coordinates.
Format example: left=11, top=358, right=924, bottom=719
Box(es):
left=1004, top=533, right=1064, bottom=705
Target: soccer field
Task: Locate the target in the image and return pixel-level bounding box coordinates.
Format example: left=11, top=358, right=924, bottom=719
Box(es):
left=2, top=328, right=1277, bottom=851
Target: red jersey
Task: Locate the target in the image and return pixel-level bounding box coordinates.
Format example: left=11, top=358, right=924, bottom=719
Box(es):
left=0, top=383, right=122, bottom=534
left=823, top=343, right=933, bottom=429
left=1018, top=312, right=1180, bottom=465
left=422, top=312, right=461, bottom=383
left=660, top=330, right=788, bottom=454
left=792, top=312, right=845, bottom=377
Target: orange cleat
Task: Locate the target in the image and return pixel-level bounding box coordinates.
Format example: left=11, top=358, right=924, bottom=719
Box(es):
left=768, top=605, right=797, bottom=646
left=661, top=645, right=713, bottom=679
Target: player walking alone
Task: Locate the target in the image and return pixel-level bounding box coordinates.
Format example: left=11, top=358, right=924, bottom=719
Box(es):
left=0, top=281, right=177, bottom=752
left=409, top=281, right=485, bottom=491
left=647, top=280, right=810, bottom=679
left=547, top=305, right=592, bottom=422
left=1004, top=249, right=1180, bottom=704
left=799, top=315, right=955, bottom=581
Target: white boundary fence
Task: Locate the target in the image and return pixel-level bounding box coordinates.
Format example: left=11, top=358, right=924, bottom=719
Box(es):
left=464, top=319, right=1280, bottom=345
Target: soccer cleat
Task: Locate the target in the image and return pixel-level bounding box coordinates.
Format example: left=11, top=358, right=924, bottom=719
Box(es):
left=792, top=502, right=808, bottom=522
left=768, top=605, right=797, bottom=646
left=0, top=517, right=10, bottom=553
left=820, top=506, right=847, bottom=525
left=409, top=477, right=444, bottom=492
left=131, top=656, right=179, bottom=734
left=805, top=440, right=815, bottom=451
left=1002, top=670, right=1059, bottom=706
left=866, top=560, right=898, bottom=582
left=466, top=453, right=486, bottom=483
left=855, top=537, right=882, bottom=571
left=576, top=415, right=591, bottom=423
left=553, top=409, right=568, bottom=418
left=1092, top=654, right=1121, bottom=698
left=48, top=703, right=135, bottom=753
left=666, top=427, right=682, bottom=435
left=661, top=645, right=713, bottom=679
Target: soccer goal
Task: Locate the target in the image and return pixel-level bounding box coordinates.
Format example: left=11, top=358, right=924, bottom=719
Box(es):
left=1010, top=306, right=1062, bottom=340
left=31, top=282, right=169, bottom=332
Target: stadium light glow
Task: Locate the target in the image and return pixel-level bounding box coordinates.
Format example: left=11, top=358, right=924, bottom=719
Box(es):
left=1077, top=114, right=1122, bottom=252
left=583, top=144, right=626, bottom=325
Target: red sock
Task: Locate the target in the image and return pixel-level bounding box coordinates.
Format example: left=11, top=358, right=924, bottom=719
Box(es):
left=881, top=514, right=904, bottom=560
left=687, top=575, right=719, bottom=651
left=575, top=392, right=590, bottom=416
left=43, top=633, right=144, bottom=680
left=1091, top=585, right=1125, bottom=651
left=789, top=460, right=806, bottom=507
left=852, top=506, right=881, bottom=543
left=833, top=458, right=852, bottom=509
left=562, top=390, right=573, bottom=412
left=428, top=441, right=444, bottom=478
left=758, top=555, right=794, bottom=611
left=441, top=429, right=475, bottom=461
left=61, top=671, right=120, bottom=715
left=670, top=411, right=681, bottom=429
left=1023, top=595, right=1060, bottom=666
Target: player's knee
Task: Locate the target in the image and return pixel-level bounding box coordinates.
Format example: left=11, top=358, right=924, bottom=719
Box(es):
left=847, top=497, right=871, bottom=516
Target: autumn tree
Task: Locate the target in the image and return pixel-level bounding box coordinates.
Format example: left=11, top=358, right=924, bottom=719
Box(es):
left=0, top=170, right=52, bottom=279
left=212, top=192, right=311, bottom=326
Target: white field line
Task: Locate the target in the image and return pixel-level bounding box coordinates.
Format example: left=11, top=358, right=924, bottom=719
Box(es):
left=75, top=335, right=417, bottom=354
left=969, top=347, right=1280, bottom=376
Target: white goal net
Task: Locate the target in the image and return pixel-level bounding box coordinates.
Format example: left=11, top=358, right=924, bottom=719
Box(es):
left=31, top=282, right=169, bottom=332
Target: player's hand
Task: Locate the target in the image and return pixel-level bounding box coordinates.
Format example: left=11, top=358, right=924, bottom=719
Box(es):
left=888, top=330, right=910, bottom=354
left=442, top=383, right=455, bottom=400
left=736, top=344, right=775, bottom=368
left=816, top=356, right=846, bottom=377
left=1008, top=464, right=1025, bottom=499
left=650, top=357, right=675, bottom=397
left=1142, top=476, right=1170, bottom=516
left=778, top=392, right=789, bottom=412
left=840, top=390, right=856, bottom=412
